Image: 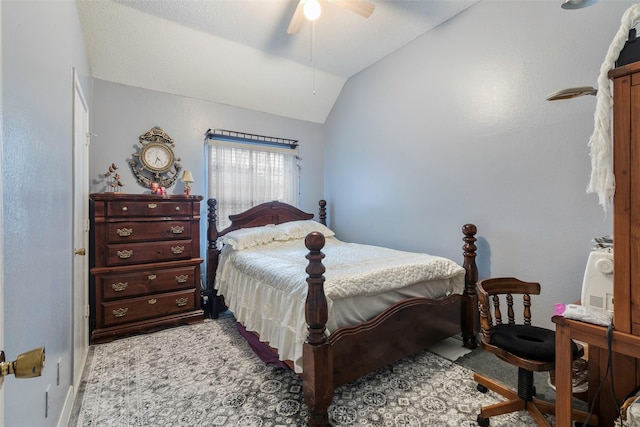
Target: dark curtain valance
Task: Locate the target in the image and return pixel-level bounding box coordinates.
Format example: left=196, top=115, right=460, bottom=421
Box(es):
left=205, top=129, right=298, bottom=149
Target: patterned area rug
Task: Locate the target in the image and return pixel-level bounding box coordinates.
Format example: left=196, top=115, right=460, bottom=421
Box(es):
left=71, top=315, right=548, bottom=426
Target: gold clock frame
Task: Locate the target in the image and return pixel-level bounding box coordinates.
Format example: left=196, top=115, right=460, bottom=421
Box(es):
left=130, top=127, right=182, bottom=188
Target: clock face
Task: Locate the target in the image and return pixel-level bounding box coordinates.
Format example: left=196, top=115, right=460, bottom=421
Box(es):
left=140, top=143, right=173, bottom=173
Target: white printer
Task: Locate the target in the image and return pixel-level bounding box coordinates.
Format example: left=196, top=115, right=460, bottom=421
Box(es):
left=581, top=248, right=614, bottom=312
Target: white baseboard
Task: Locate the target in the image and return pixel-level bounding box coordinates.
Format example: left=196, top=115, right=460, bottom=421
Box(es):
left=57, top=386, right=74, bottom=427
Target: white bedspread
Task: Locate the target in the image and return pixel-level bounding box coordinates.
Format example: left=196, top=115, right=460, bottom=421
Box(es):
left=215, top=236, right=465, bottom=372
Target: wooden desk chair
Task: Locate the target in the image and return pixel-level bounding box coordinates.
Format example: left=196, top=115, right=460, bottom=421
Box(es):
left=474, top=277, right=596, bottom=427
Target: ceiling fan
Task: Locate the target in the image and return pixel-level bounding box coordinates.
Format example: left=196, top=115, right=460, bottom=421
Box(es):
left=287, top=0, right=375, bottom=34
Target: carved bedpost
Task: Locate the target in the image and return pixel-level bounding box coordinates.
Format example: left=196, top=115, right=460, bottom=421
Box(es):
left=207, top=199, right=219, bottom=252
left=318, top=200, right=327, bottom=226
left=206, top=199, right=224, bottom=319
left=462, top=223, right=479, bottom=349
left=303, top=231, right=333, bottom=427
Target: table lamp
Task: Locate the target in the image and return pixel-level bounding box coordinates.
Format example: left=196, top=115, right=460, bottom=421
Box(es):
left=181, top=170, right=194, bottom=195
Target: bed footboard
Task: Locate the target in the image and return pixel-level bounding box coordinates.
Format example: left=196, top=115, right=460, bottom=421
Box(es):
left=302, top=224, right=479, bottom=427
left=330, top=296, right=463, bottom=387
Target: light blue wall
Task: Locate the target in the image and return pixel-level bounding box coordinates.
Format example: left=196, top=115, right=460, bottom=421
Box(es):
left=2, top=1, right=92, bottom=425
left=89, top=80, right=324, bottom=216
left=325, top=0, right=634, bottom=329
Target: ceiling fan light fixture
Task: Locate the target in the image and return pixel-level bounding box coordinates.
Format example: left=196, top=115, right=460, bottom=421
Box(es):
left=561, top=0, right=597, bottom=10
left=304, top=0, right=322, bottom=21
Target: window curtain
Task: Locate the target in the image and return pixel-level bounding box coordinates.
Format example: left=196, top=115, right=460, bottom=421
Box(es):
left=207, top=139, right=299, bottom=230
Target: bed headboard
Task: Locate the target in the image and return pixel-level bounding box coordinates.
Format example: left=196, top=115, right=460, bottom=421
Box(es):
left=205, top=199, right=327, bottom=317
left=207, top=199, right=326, bottom=242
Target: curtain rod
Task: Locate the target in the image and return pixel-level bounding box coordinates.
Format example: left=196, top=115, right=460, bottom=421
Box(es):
left=205, top=128, right=299, bottom=149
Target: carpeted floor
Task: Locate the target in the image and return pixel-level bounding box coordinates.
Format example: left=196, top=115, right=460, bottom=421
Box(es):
left=68, top=314, right=586, bottom=426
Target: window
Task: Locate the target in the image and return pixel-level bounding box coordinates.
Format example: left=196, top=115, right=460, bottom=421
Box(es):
left=206, top=132, right=300, bottom=230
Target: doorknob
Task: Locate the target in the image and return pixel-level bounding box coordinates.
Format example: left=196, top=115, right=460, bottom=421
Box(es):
left=0, top=347, right=45, bottom=389
left=74, top=248, right=86, bottom=256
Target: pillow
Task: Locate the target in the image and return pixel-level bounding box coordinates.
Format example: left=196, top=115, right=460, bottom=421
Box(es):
left=218, top=225, right=280, bottom=250
left=273, top=220, right=335, bottom=241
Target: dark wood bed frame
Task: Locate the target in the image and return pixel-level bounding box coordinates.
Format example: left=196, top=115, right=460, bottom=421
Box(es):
left=205, top=198, right=479, bottom=426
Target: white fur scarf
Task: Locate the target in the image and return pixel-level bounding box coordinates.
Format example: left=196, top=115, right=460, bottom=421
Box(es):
left=588, top=4, right=640, bottom=212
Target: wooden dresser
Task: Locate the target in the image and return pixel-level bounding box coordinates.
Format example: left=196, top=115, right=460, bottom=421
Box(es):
left=89, top=193, right=204, bottom=343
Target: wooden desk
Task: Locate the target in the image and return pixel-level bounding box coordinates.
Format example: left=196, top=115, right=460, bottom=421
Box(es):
left=553, top=315, right=640, bottom=427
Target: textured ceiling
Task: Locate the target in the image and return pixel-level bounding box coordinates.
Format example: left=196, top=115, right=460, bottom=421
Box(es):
left=77, top=0, right=478, bottom=123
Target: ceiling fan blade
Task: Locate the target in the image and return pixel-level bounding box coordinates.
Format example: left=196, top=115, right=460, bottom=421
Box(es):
left=328, top=0, right=375, bottom=18
left=287, top=1, right=305, bottom=34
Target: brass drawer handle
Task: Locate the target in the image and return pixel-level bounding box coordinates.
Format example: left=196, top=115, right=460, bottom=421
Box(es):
left=111, top=282, right=128, bottom=292
left=117, top=249, right=133, bottom=259
left=148, top=299, right=157, bottom=305
left=176, top=298, right=188, bottom=307
left=116, top=228, right=133, bottom=237
left=113, top=308, right=128, bottom=318
left=148, top=203, right=157, bottom=209
left=147, top=274, right=157, bottom=280
left=171, top=246, right=185, bottom=255
left=170, top=226, right=184, bottom=234
left=176, top=275, right=188, bottom=283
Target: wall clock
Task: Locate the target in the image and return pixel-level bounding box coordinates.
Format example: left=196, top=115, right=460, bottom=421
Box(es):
left=130, top=127, right=182, bottom=188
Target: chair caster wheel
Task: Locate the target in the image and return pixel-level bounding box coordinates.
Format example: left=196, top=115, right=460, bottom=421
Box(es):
left=477, top=414, right=490, bottom=426
left=477, top=383, right=488, bottom=393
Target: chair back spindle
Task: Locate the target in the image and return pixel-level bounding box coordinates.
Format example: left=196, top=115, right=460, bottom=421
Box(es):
left=478, top=298, right=492, bottom=342
left=492, top=295, right=503, bottom=325
left=523, top=293, right=532, bottom=326
left=506, top=293, right=515, bottom=324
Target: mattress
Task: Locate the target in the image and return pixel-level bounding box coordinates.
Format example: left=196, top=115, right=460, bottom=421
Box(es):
left=214, top=232, right=465, bottom=372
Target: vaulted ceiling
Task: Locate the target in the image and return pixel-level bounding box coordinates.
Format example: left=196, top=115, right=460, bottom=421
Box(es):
left=77, top=0, right=478, bottom=123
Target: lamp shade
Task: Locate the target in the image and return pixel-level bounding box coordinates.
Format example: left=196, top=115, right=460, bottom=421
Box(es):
left=181, top=170, right=194, bottom=183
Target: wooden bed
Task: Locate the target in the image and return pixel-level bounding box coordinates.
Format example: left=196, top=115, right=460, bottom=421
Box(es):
left=205, top=198, right=479, bottom=426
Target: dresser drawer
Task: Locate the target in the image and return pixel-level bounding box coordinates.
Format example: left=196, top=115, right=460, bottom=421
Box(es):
left=106, top=200, right=193, bottom=217
left=107, top=220, right=192, bottom=243
left=106, top=240, right=193, bottom=266
left=101, top=289, right=197, bottom=326
left=99, top=265, right=198, bottom=300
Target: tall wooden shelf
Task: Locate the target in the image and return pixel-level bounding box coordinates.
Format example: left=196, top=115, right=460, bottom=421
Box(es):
left=554, top=62, right=640, bottom=427
left=589, top=61, right=640, bottom=425
left=610, top=61, right=640, bottom=334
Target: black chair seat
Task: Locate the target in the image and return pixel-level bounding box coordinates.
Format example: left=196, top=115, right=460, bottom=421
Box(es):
left=490, top=324, right=578, bottom=363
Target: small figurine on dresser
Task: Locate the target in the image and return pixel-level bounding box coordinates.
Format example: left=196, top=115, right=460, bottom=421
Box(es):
left=104, top=163, right=124, bottom=192
left=150, top=182, right=166, bottom=195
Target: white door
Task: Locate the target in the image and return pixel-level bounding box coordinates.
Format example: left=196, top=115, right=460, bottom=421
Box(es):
left=0, top=3, right=5, bottom=424
left=72, top=69, right=90, bottom=393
